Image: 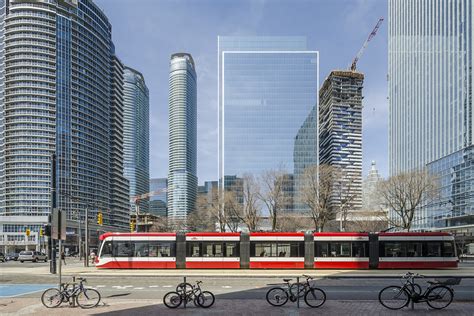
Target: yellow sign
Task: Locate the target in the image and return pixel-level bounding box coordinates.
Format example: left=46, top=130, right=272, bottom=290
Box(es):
left=26, top=228, right=30, bottom=237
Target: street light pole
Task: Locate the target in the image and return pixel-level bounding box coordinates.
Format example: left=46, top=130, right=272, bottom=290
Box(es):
left=77, top=211, right=82, bottom=260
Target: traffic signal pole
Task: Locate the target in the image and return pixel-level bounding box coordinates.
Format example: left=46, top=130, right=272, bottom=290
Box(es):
left=50, top=154, right=57, bottom=274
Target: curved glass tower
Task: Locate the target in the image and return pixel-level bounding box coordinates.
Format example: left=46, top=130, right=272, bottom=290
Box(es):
left=168, top=53, right=197, bottom=225
left=0, top=0, right=129, bottom=230
left=123, top=66, right=150, bottom=213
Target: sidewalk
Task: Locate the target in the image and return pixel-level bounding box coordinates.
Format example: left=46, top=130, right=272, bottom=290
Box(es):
left=1, top=298, right=473, bottom=315
left=1, top=261, right=473, bottom=278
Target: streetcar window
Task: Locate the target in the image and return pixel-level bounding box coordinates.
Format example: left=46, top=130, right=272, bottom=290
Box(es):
left=315, top=242, right=329, bottom=257
left=225, top=242, right=239, bottom=257
left=187, top=242, right=201, bottom=257
left=443, top=242, right=455, bottom=257
left=149, top=242, right=175, bottom=257
left=134, top=242, right=149, bottom=257
left=383, top=242, right=405, bottom=257
left=351, top=242, right=367, bottom=257
left=113, top=241, right=133, bottom=257
left=406, top=242, right=422, bottom=257
left=425, top=242, right=442, bottom=257
left=252, top=242, right=303, bottom=257
left=215, top=244, right=223, bottom=257
left=100, top=241, right=113, bottom=257
left=329, top=242, right=351, bottom=257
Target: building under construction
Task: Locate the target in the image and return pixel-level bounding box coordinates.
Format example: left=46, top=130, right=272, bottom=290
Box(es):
left=319, top=70, right=364, bottom=215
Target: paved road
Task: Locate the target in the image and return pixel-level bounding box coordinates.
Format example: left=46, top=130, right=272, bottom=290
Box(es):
left=2, top=275, right=474, bottom=301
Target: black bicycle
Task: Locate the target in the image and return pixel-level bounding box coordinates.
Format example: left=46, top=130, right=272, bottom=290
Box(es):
left=379, top=272, right=460, bottom=310
left=266, top=275, right=326, bottom=308
left=41, top=277, right=101, bottom=309
left=163, top=280, right=215, bottom=308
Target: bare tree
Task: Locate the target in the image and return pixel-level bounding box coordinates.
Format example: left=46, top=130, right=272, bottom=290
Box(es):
left=222, top=190, right=243, bottom=232
left=149, top=216, right=171, bottom=232
left=300, top=164, right=337, bottom=232
left=333, top=168, right=358, bottom=231
left=238, top=174, right=261, bottom=231
left=258, top=168, right=291, bottom=231
left=377, top=169, right=440, bottom=231
left=187, top=194, right=217, bottom=231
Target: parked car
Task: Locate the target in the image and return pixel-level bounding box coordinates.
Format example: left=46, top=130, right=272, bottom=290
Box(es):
left=0, top=253, right=5, bottom=262
left=6, top=252, right=19, bottom=261
left=18, top=251, right=48, bottom=263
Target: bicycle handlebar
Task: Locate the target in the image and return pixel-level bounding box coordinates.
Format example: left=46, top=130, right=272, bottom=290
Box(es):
left=302, top=274, right=313, bottom=280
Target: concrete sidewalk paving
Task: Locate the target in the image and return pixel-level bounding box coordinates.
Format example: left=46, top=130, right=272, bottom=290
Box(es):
left=2, top=263, right=473, bottom=278
left=1, top=298, right=473, bottom=315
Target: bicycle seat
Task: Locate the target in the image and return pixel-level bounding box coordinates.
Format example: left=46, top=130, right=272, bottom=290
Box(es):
left=283, top=279, right=292, bottom=282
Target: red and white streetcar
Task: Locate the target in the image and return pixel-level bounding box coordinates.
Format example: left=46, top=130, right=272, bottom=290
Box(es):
left=95, top=231, right=458, bottom=269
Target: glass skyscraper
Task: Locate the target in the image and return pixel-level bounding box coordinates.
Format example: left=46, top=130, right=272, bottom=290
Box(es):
left=123, top=66, right=150, bottom=213
left=149, top=177, right=167, bottom=217
left=0, top=0, right=129, bottom=252
left=388, top=0, right=473, bottom=231
left=218, top=36, right=319, bottom=213
left=168, top=53, right=197, bottom=225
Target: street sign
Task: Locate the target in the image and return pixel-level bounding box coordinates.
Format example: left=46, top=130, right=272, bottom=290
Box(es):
left=51, top=209, right=67, bottom=240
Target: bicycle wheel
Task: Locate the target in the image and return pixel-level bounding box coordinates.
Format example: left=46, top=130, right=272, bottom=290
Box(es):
left=76, top=288, right=101, bottom=309
left=378, top=286, right=410, bottom=310
left=176, top=282, right=193, bottom=295
left=426, top=285, right=453, bottom=310
left=266, top=287, right=288, bottom=306
left=304, top=288, right=326, bottom=308
left=41, top=288, right=63, bottom=308
left=289, top=283, right=306, bottom=298
left=163, top=291, right=182, bottom=309
left=197, top=291, right=215, bottom=308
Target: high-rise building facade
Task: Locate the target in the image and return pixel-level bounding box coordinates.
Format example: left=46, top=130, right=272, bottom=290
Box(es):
left=168, top=53, right=197, bottom=224
left=218, top=36, right=319, bottom=213
left=362, top=161, right=382, bottom=211
left=319, top=70, right=363, bottom=213
left=149, top=178, right=167, bottom=217
left=0, top=0, right=129, bottom=253
left=123, top=66, right=150, bottom=213
left=388, top=0, right=474, bottom=231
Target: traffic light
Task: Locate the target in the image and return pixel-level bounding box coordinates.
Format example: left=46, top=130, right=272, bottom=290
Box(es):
left=25, top=228, right=30, bottom=237
left=130, top=220, right=135, bottom=232
left=97, top=212, right=103, bottom=226
left=43, top=224, right=51, bottom=237
left=39, top=227, right=44, bottom=237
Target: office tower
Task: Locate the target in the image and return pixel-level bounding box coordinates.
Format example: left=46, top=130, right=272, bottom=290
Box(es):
left=362, top=161, right=382, bottom=211
left=123, top=66, right=150, bottom=213
left=110, top=55, right=132, bottom=227
left=319, top=70, right=363, bottom=214
left=149, top=178, right=167, bottom=217
left=168, top=53, right=197, bottom=225
left=293, top=106, right=318, bottom=212
left=0, top=0, right=129, bottom=253
left=388, top=0, right=473, bottom=231
left=218, top=36, right=319, bottom=213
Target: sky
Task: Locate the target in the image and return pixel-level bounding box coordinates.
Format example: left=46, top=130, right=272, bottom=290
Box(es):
left=96, top=0, right=389, bottom=184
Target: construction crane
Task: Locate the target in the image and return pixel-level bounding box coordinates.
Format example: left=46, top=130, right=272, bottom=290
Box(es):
left=130, top=188, right=167, bottom=232
left=350, top=17, right=384, bottom=72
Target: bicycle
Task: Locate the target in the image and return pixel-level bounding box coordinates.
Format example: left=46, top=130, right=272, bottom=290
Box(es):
left=163, top=280, right=215, bottom=309
left=41, top=277, right=101, bottom=309
left=379, top=272, right=460, bottom=310
left=266, top=275, right=326, bottom=308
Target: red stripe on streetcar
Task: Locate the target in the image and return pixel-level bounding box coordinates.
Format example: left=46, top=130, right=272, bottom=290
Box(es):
left=186, top=232, right=241, bottom=237
left=185, top=261, right=240, bottom=269
left=378, top=232, right=451, bottom=237
left=249, top=261, right=305, bottom=269
left=314, top=261, right=369, bottom=269
left=99, top=232, right=176, bottom=240
left=378, top=261, right=457, bottom=269
left=313, top=232, right=369, bottom=237
left=249, top=232, right=305, bottom=237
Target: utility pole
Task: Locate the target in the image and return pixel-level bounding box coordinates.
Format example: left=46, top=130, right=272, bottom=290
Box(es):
left=50, top=154, right=57, bottom=274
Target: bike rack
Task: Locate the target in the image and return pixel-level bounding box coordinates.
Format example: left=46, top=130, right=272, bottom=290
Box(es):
left=183, top=276, right=187, bottom=309
left=296, top=276, right=300, bottom=309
